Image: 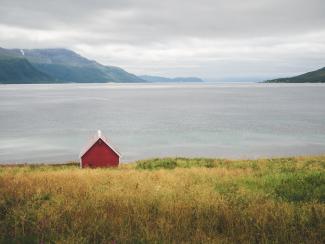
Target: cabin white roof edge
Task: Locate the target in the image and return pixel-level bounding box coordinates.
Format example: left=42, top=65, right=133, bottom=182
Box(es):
left=79, top=130, right=121, bottom=160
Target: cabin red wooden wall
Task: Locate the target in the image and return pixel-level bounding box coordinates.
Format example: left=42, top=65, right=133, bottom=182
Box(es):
left=81, top=138, right=119, bottom=168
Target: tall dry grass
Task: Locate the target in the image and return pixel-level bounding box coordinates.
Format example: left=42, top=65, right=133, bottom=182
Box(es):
left=0, top=156, right=324, bottom=243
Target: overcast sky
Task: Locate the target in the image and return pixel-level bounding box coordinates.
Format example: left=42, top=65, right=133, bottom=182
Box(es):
left=0, top=0, right=325, bottom=81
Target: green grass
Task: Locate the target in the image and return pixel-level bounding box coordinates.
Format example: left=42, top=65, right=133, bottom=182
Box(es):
left=273, top=172, right=325, bottom=202
left=0, top=156, right=324, bottom=243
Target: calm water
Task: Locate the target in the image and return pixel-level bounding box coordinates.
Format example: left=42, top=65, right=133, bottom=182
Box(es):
left=0, top=82, right=325, bottom=163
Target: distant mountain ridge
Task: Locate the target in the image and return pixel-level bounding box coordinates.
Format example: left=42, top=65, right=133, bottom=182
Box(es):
left=0, top=47, right=144, bottom=83
left=0, top=47, right=206, bottom=84
left=140, top=75, right=204, bottom=83
left=265, top=66, right=325, bottom=83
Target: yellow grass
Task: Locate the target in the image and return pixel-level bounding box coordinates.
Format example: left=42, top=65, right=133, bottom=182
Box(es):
left=0, top=156, right=324, bottom=243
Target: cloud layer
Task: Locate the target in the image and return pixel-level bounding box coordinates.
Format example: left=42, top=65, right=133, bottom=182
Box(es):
left=1, top=0, right=325, bottom=80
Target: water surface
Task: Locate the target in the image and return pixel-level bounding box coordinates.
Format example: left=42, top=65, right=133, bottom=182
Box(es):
left=1, top=82, right=325, bottom=163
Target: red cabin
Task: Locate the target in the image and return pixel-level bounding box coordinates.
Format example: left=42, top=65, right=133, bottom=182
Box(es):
left=80, top=130, right=120, bottom=168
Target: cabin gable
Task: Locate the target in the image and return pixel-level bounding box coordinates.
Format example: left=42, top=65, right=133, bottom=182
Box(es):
left=80, top=137, right=120, bottom=168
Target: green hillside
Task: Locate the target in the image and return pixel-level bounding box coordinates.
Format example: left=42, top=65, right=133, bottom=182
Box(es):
left=0, top=47, right=144, bottom=83
left=0, top=58, right=53, bottom=83
left=21, top=48, right=144, bottom=83
left=265, top=66, right=325, bottom=83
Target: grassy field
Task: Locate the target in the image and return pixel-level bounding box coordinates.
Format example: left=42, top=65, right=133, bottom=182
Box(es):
left=0, top=156, right=324, bottom=243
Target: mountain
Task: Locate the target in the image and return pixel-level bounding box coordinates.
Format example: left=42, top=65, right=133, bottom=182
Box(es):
left=0, top=48, right=54, bottom=83
left=140, top=75, right=204, bottom=83
left=0, top=58, right=53, bottom=84
left=0, top=47, right=206, bottom=84
left=0, top=47, right=144, bottom=83
left=265, top=67, right=325, bottom=83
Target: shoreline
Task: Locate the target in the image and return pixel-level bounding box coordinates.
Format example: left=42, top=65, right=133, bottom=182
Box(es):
left=1, top=154, right=325, bottom=167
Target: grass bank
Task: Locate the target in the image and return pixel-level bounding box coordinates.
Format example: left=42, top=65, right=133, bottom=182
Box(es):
left=0, top=156, right=324, bottom=243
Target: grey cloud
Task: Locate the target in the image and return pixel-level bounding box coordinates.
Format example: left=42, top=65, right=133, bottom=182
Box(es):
left=1, top=0, right=324, bottom=37
left=0, top=0, right=325, bottom=79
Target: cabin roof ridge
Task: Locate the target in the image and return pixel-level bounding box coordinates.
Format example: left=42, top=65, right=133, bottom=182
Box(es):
left=79, top=130, right=121, bottom=158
